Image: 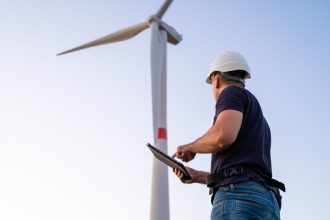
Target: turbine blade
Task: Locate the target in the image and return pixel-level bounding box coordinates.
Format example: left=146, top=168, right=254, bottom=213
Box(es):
left=57, top=21, right=149, bottom=55
left=155, top=0, right=173, bottom=19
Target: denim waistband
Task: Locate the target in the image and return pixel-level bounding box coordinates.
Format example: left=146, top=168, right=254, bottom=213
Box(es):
left=220, top=180, right=269, bottom=192
left=211, top=180, right=270, bottom=204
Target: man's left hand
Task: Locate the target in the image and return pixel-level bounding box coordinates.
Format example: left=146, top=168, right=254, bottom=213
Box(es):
left=172, top=144, right=196, bottom=162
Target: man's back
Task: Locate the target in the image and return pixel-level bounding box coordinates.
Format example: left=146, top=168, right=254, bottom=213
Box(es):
left=211, top=86, right=272, bottom=187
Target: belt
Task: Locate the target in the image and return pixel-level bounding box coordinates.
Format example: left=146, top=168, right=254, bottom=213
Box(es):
left=206, top=165, right=286, bottom=192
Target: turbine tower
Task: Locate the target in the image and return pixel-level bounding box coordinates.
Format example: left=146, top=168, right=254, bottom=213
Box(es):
left=57, top=1, right=182, bottom=219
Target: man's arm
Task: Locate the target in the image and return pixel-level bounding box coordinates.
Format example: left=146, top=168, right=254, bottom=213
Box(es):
left=173, top=109, right=243, bottom=162
left=191, top=109, right=243, bottom=153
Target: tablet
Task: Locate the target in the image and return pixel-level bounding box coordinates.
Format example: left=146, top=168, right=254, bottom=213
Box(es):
left=147, top=143, right=192, bottom=180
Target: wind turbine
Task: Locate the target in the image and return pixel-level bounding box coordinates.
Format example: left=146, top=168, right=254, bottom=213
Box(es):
left=57, top=1, right=182, bottom=220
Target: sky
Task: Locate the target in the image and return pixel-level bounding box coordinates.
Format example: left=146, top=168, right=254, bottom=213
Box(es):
left=1, top=0, right=330, bottom=219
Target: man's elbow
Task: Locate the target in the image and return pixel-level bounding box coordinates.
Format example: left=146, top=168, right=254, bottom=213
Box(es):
left=215, top=135, right=237, bottom=150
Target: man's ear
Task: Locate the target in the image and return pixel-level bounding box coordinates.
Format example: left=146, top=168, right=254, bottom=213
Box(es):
left=215, top=76, right=222, bottom=89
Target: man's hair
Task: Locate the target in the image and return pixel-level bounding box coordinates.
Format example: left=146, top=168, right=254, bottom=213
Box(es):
left=214, top=70, right=247, bottom=85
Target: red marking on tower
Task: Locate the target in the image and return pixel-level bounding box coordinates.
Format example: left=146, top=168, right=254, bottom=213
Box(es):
left=157, top=128, right=167, bottom=140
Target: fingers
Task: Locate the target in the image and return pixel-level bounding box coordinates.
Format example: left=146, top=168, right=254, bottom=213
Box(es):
left=172, top=167, right=192, bottom=184
left=179, top=153, right=193, bottom=162
left=172, top=151, right=186, bottom=160
left=173, top=168, right=180, bottom=176
left=173, top=146, right=185, bottom=159
left=173, top=144, right=196, bottom=163
left=173, top=168, right=183, bottom=179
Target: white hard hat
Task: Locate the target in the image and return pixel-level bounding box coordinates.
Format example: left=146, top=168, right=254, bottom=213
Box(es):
left=206, top=51, right=251, bottom=84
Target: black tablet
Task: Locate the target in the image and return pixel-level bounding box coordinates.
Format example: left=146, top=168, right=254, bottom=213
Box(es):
left=147, top=143, right=192, bottom=180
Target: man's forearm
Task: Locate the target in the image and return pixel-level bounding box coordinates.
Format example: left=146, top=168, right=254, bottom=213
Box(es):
left=190, top=126, right=229, bottom=154
left=193, top=170, right=210, bottom=185
left=188, top=110, right=242, bottom=154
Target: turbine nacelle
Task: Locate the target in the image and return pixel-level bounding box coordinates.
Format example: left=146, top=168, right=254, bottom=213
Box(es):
left=148, top=15, right=182, bottom=45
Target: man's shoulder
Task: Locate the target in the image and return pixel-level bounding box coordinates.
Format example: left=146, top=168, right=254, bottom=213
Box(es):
left=217, top=86, right=260, bottom=109
left=224, top=86, right=257, bottom=99
left=215, top=86, right=248, bottom=113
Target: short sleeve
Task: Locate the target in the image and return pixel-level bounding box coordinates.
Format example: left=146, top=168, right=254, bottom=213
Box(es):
left=215, top=86, right=245, bottom=115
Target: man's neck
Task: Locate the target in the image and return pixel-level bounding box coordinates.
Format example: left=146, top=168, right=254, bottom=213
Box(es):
left=220, top=83, right=243, bottom=93
left=215, top=83, right=244, bottom=102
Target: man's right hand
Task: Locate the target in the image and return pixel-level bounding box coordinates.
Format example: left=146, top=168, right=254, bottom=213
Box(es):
left=172, top=143, right=196, bottom=162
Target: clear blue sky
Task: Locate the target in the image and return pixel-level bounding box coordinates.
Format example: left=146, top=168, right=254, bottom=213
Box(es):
left=1, top=0, right=329, bottom=219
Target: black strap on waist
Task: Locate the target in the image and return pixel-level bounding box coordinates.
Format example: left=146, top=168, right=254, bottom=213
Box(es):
left=206, top=166, right=286, bottom=192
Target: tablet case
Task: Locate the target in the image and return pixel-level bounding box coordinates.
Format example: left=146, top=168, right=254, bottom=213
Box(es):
left=147, top=143, right=192, bottom=180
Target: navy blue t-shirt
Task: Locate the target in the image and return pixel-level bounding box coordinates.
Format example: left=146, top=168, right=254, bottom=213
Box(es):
left=211, top=86, right=272, bottom=187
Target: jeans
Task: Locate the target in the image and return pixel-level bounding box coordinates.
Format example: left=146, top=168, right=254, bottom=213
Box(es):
left=211, top=181, right=280, bottom=220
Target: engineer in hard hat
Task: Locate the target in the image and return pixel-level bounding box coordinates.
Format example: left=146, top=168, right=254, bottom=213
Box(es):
left=172, top=51, right=285, bottom=219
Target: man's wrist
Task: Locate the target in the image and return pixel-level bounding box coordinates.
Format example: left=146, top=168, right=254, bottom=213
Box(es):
left=195, top=171, right=208, bottom=184
left=189, top=142, right=196, bottom=153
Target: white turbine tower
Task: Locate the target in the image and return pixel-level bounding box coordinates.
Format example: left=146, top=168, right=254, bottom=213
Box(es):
left=58, top=1, right=182, bottom=219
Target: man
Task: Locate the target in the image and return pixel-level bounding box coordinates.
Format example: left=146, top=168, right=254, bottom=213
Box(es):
left=172, top=51, right=284, bottom=219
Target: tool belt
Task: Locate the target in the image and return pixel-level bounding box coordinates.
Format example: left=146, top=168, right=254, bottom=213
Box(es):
left=206, top=165, right=285, bottom=209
